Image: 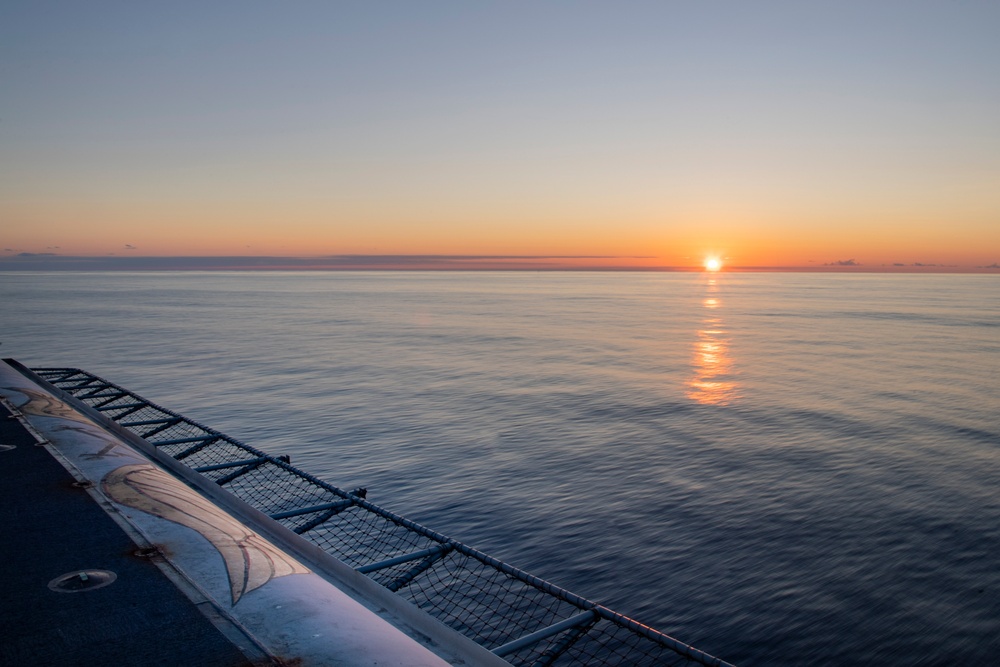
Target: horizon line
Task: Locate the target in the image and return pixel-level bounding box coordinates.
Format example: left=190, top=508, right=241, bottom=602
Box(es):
left=1, top=254, right=998, bottom=274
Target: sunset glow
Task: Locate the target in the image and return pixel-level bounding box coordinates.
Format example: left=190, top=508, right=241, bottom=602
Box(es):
left=705, top=258, right=723, bottom=272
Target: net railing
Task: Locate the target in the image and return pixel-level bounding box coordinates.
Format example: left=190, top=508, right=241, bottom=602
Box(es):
left=33, top=367, right=733, bottom=667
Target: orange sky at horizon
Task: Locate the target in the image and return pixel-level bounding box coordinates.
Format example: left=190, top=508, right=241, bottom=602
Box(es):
left=5, top=197, right=997, bottom=269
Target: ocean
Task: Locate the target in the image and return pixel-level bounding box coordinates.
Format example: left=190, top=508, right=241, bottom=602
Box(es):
left=2, top=270, right=998, bottom=665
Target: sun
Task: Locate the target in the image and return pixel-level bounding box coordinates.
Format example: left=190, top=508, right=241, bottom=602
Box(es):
left=704, top=257, right=723, bottom=272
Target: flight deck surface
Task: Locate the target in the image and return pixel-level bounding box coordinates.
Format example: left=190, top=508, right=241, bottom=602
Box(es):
left=0, top=400, right=259, bottom=666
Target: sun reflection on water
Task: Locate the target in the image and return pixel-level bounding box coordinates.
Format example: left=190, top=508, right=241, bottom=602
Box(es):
left=687, top=279, right=740, bottom=405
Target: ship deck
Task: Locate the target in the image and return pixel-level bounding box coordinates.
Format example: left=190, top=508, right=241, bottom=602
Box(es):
left=1, top=358, right=732, bottom=666
left=0, top=400, right=259, bottom=666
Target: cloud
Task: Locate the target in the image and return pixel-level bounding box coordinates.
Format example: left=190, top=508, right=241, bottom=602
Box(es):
left=0, top=254, right=658, bottom=271
left=124, top=244, right=137, bottom=250
left=17, top=252, right=57, bottom=257
left=824, top=259, right=861, bottom=266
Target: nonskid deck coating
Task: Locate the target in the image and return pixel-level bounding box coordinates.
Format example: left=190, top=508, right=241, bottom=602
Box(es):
left=0, top=401, right=257, bottom=666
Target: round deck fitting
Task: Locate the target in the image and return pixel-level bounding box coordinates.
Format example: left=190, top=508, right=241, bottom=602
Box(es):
left=48, top=569, right=117, bottom=593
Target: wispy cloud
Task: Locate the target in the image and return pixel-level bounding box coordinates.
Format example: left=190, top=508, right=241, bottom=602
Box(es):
left=0, top=254, right=663, bottom=272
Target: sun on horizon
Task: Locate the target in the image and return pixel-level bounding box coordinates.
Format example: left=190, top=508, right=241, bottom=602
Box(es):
left=704, top=257, right=723, bottom=272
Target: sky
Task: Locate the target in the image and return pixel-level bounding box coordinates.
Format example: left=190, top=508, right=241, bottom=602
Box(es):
left=2, top=1, right=999, bottom=270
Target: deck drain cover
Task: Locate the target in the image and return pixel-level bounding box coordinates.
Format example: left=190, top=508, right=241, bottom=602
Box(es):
left=48, top=569, right=117, bottom=593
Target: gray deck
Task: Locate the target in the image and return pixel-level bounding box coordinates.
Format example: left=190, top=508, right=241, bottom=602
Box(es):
left=0, top=402, right=257, bottom=667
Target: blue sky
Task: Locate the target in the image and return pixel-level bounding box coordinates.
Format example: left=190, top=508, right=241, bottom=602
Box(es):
left=3, top=1, right=999, bottom=267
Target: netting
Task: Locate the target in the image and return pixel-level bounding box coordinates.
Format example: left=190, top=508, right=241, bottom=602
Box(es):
left=32, top=367, right=733, bottom=667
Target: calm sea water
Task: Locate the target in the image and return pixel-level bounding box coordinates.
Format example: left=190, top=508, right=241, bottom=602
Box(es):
left=2, top=271, right=998, bottom=665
